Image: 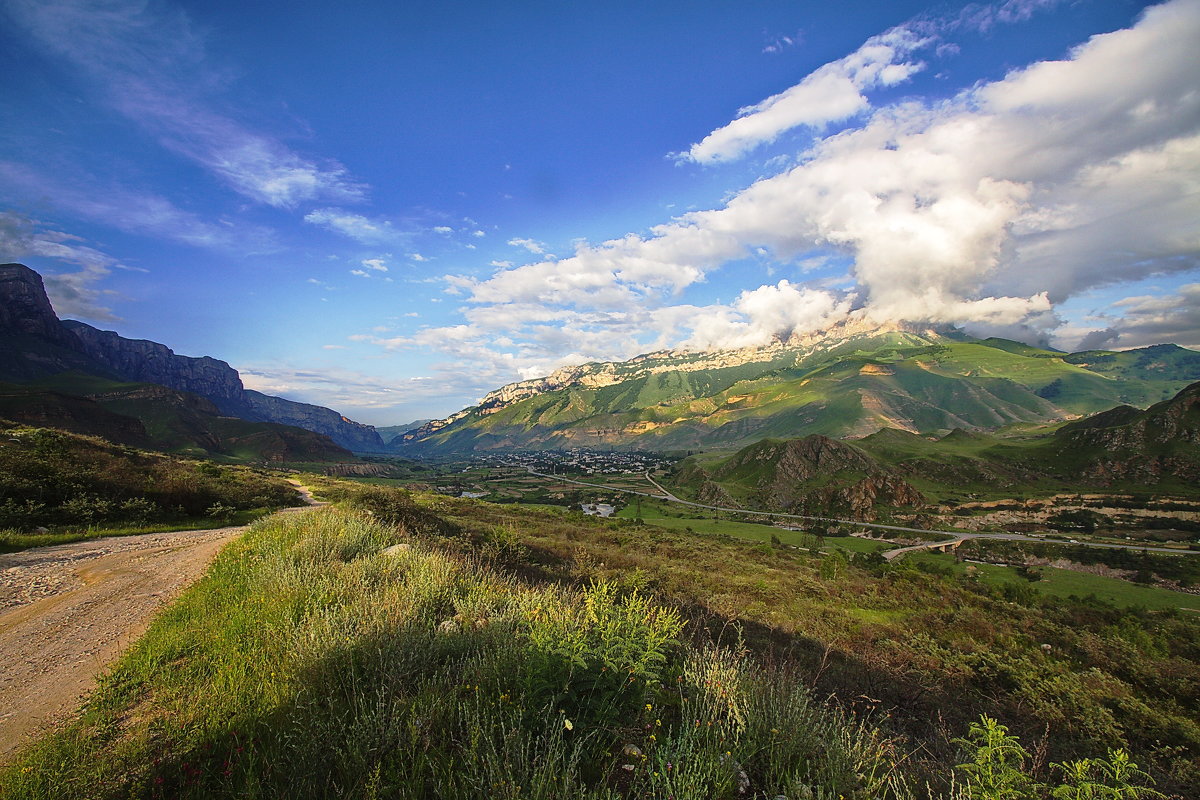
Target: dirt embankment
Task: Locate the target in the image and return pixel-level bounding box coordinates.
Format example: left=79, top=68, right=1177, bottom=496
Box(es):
left=0, top=526, right=242, bottom=757
left=0, top=482, right=323, bottom=759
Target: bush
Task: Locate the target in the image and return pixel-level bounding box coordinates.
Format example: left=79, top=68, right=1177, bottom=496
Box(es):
left=520, top=581, right=681, bottom=726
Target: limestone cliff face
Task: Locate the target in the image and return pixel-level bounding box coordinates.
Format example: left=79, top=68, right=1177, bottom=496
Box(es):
left=403, top=318, right=954, bottom=445
left=0, top=264, right=79, bottom=346
left=64, top=321, right=245, bottom=403
left=0, top=263, right=385, bottom=453
left=232, top=391, right=385, bottom=452
left=62, top=323, right=384, bottom=451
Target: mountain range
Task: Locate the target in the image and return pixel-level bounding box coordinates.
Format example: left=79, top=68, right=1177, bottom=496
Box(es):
left=394, top=318, right=1200, bottom=454
left=670, top=379, right=1200, bottom=520
left=0, top=263, right=384, bottom=460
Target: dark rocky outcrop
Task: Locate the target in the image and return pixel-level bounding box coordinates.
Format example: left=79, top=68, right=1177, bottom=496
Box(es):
left=1055, top=381, right=1200, bottom=485
left=0, top=264, right=385, bottom=452
left=64, top=321, right=245, bottom=404
left=0, top=264, right=80, bottom=347
left=708, top=434, right=925, bottom=520
left=696, top=479, right=740, bottom=509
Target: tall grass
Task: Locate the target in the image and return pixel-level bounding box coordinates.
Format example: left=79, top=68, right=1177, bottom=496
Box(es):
left=1, top=506, right=923, bottom=800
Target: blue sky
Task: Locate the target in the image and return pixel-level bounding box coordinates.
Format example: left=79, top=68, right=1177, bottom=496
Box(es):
left=2, top=0, right=1197, bottom=425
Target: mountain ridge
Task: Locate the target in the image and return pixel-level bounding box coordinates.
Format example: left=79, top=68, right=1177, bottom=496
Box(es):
left=397, top=320, right=1200, bottom=454
left=0, top=263, right=384, bottom=453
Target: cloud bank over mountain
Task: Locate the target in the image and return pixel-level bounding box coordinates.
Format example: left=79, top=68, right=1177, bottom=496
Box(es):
left=411, top=0, right=1198, bottom=382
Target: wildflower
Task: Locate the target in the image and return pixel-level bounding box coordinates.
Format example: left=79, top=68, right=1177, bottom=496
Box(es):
left=645, top=703, right=653, bottom=711
left=564, top=717, right=574, bottom=730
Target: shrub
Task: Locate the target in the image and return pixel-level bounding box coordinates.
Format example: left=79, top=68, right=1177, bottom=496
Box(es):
left=520, top=581, right=681, bottom=726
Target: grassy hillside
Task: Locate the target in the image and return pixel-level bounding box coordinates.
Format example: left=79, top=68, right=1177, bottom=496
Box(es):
left=2, top=491, right=1183, bottom=798
left=404, top=336, right=1200, bottom=455
left=668, top=381, right=1200, bottom=521
left=0, top=373, right=352, bottom=462
left=0, top=422, right=303, bottom=549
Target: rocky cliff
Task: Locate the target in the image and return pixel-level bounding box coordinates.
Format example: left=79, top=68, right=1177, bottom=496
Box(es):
left=62, top=321, right=384, bottom=451
left=64, top=321, right=245, bottom=404
left=1055, top=381, right=1200, bottom=485
left=0, top=264, right=80, bottom=347
left=0, top=263, right=385, bottom=452
left=230, top=390, right=385, bottom=453
left=411, top=319, right=954, bottom=437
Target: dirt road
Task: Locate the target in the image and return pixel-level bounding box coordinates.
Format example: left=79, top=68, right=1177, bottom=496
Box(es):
left=0, top=483, right=321, bottom=758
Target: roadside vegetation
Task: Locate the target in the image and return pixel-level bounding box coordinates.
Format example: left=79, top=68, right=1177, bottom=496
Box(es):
left=2, top=484, right=1189, bottom=798
left=0, top=422, right=301, bottom=551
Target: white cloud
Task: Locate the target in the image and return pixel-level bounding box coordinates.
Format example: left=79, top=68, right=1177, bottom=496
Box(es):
left=507, top=237, right=547, bottom=254
left=361, top=258, right=388, bottom=272
left=378, top=1, right=1200, bottom=401
left=683, top=281, right=854, bottom=350
left=1073, top=284, right=1200, bottom=350
left=951, top=0, right=1064, bottom=34
left=4, top=0, right=364, bottom=209
left=349, top=269, right=369, bottom=277
left=433, top=226, right=453, bottom=234
left=762, top=30, right=802, bottom=55
left=0, top=212, right=125, bottom=322
left=304, top=209, right=407, bottom=245
left=684, top=27, right=930, bottom=164
left=0, top=162, right=269, bottom=252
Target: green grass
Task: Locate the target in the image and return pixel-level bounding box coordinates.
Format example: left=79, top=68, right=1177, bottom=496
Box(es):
left=909, top=551, right=1200, bottom=611
left=616, top=497, right=891, bottom=553
left=2, top=486, right=1191, bottom=797
left=1, top=506, right=918, bottom=800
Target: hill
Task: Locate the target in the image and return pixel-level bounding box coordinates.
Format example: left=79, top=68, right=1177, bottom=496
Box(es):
left=0, top=263, right=384, bottom=456
left=0, top=421, right=303, bottom=544
left=670, top=381, right=1200, bottom=519
left=396, top=318, right=1200, bottom=455
left=0, top=374, right=353, bottom=462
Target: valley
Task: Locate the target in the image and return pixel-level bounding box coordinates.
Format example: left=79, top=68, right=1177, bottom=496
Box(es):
left=5, top=2, right=1200, bottom=797
left=3, top=268, right=1200, bottom=799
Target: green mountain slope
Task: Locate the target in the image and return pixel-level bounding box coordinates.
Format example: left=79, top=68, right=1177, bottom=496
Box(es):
left=0, top=374, right=352, bottom=462
left=671, top=381, right=1200, bottom=518
left=399, top=325, right=1200, bottom=454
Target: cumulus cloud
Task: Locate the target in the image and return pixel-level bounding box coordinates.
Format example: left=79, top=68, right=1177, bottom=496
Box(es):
left=684, top=27, right=930, bottom=164
left=393, top=1, right=1200, bottom=398
left=361, top=258, right=388, bottom=272
left=4, top=0, right=364, bottom=208
left=684, top=281, right=855, bottom=350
